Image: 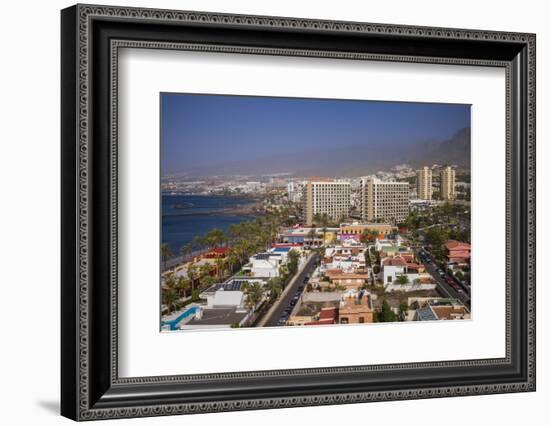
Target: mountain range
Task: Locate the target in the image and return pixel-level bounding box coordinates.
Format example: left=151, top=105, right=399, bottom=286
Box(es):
left=177, top=127, right=470, bottom=178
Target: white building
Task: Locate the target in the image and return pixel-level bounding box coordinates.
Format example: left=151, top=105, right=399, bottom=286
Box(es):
left=287, top=181, right=304, bottom=203
left=417, top=166, right=433, bottom=200
left=440, top=166, right=456, bottom=200
left=360, top=177, right=409, bottom=223
left=302, top=179, right=351, bottom=226
left=207, top=289, right=245, bottom=308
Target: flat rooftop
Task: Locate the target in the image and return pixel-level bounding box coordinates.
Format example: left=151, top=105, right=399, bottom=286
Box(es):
left=187, top=308, right=247, bottom=326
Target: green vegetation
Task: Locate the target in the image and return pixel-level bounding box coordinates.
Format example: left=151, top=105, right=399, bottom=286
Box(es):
left=287, top=250, right=300, bottom=275
left=266, top=277, right=283, bottom=301
left=395, top=274, right=409, bottom=285
left=456, top=172, right=471, bottom=183
left=161, top=287, right=178, bottom=314
left=242, top=282, right=264, bottom=311
left=313, top=212, right=336, bottom=228
left=162, top=205, right=300, bottom=308
left=377, top=300, right=397, bottom=322
left=360, top=229, right=379, bottom=243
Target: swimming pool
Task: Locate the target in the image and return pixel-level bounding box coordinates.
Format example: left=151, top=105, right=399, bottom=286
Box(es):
left=162, top=306, right=199, bottom=330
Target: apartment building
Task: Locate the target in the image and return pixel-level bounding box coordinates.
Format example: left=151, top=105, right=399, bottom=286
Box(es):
left=360, top=177, right=409, bottom=223
left=302, top=179, right=351, bottom=226
left=286, top=181, right=304, bottom=203
left=416, top=166, right=433, bottom=200
left=440, top=166, right=456, bottom=200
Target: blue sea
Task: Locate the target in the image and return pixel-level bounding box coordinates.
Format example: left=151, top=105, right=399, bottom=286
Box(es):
left=162, top=194, right=255, bottom=253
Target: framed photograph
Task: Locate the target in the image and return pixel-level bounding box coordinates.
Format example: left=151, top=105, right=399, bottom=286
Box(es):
left=61, top=4, right=536, bottom=421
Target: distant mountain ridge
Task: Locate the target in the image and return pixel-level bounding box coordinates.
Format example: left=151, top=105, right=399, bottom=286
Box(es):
left=176, top=127, right=471, bottom=178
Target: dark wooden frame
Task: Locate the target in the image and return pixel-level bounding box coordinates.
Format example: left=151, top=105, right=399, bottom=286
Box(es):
left=61, top=4, right=536, bottom=421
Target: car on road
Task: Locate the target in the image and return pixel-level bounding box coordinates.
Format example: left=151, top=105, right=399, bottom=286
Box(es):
left=445, top=277, right=455, bottom=285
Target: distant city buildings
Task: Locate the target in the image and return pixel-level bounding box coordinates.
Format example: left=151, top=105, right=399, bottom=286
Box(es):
left=286, top=181, right=304, bottom=203
left=417, top=166, right=433, bottom=200
left=360, top=177, right=409, bottom=223
left=302, top=179, right=351, bottom=226
left=440, top=166, right=456, bottom=200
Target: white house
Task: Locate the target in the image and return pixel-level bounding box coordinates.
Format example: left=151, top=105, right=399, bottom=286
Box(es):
left=248, top=247, right=297, bottom=278
left=208, top=289, right=245, bottom=308
left=375, top=239, right=395, bottom=252
left=248, top=253, right=281, bottom=277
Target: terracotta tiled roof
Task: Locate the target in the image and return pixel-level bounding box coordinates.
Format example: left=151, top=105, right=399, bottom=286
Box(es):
left=382, top=256, right=406, bottom=267
left=444, top=240, right=471, bottom=250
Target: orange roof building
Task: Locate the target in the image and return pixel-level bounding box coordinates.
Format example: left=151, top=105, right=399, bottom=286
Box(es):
left=444, top=240, right=471, bottom=264
left=339, top=293, right=374, bottom=324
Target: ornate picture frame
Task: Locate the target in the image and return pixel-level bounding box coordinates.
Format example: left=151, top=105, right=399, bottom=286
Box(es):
left=61, top=4, right=536, bottom=420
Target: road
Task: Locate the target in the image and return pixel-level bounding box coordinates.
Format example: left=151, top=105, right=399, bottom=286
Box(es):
left=263, top=253, right=319, bottom=327
left=416, top=249, right=471, bottom=310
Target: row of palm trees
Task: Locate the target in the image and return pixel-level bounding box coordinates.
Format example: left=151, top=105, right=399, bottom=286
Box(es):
left=161, top=210, right=295, bottom=315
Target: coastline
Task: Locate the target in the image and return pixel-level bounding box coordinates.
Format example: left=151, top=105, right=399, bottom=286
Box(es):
left=162, top=194, right=265, bottom=255
left=162, top=200, right=263, bottom=217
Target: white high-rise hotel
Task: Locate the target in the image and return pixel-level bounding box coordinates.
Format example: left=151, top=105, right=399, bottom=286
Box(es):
left=440, top=166, right=456, bottom=200
left=302, top=179, right=351, bottom=226
left=416, top=166, right=433, bottom=200
left=360, top=177, right=409, bottom=223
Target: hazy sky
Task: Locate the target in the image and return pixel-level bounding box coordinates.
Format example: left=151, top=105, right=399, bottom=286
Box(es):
left=161, top=93, right=470, bottom=175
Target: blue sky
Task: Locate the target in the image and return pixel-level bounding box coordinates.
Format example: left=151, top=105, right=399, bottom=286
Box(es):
left=161, top=93, right=470, bottom=175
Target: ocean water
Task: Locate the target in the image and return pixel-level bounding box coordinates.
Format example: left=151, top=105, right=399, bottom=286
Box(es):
left=162, top=194, right=255, bottom=253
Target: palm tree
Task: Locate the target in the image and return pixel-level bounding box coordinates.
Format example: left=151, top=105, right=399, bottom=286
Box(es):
left=180, top=243, right=193, bottom=262
left=198, top=264, right=214, bottom=288
left=176, top=276, right=191, bottom=298
left=161, top=288, right=179, bottom=314
left=191, top=236, right=206, bottom=254
left=312, top=213, right=321, bottom=226
left=214, top=257, right=226, bottom=280
left=186, top=263, right=199, bottom=292
left=307, top=228, right=317, bottom=246
left=205, top=228, right=226, bottom=249
left=226, top=250, right=240, bottom=274
left=160, top=243, right=174, bottom=270
left=243, top=282, right=264, bottom=311
left=163, top=272, right=177, bottom=290
left=266, top=277, right=283, bottom=301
